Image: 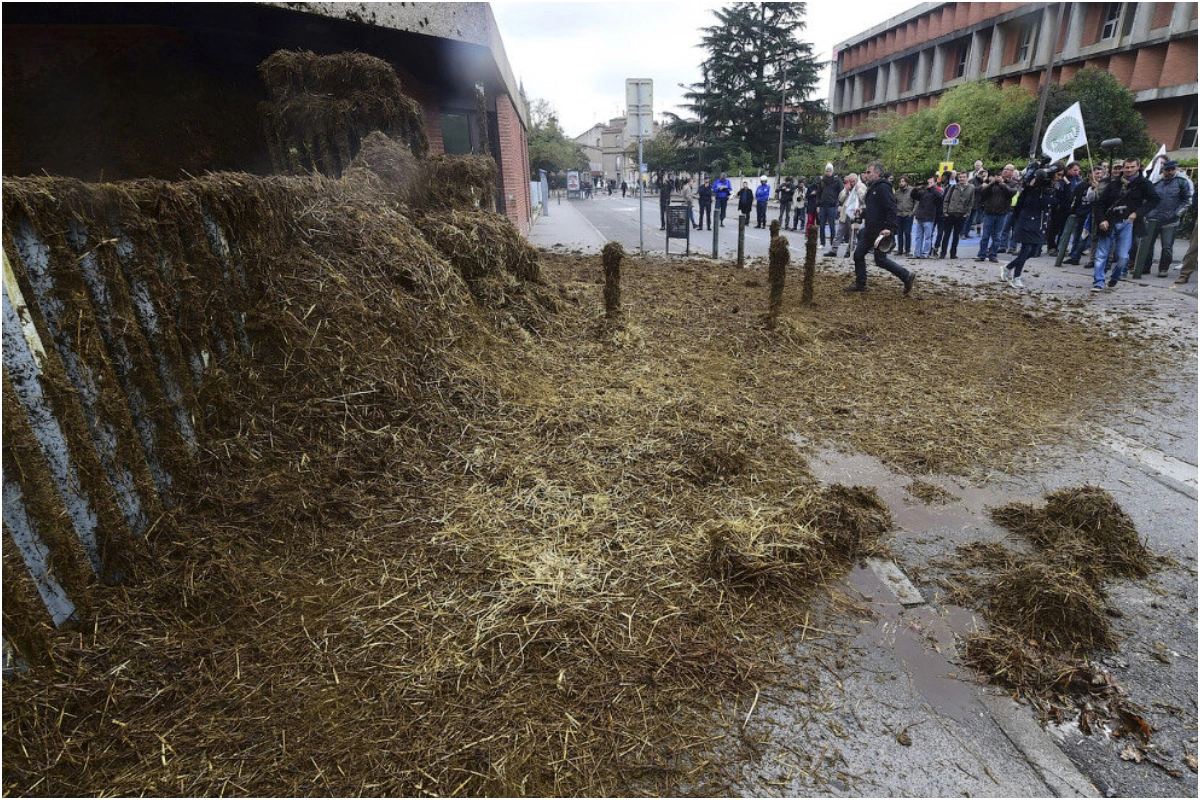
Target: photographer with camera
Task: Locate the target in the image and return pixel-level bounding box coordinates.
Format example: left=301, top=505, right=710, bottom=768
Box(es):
left=1000, top=167, right=1055, bottom=289
left=1091, top=157, right=1156, bottom=292
left=975, top=170, right=1016, bottom=262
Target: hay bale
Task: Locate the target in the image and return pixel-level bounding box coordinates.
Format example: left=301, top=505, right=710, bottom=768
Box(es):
left=259, top=50, right=428, bottom=176
left=345, top=130, right=420, bottom=201
left=419, top=209, right=540, bottom=287
left=703, top=520, right=820, bottom=597
left=792, top=484, right=892, bottom=558
left=408, top=154, right=499, bottom=213
left=985, top=561, right=1116, bottom=651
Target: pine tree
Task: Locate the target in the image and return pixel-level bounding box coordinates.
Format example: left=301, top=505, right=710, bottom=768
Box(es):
left=685, top=3, right=826, bottom=173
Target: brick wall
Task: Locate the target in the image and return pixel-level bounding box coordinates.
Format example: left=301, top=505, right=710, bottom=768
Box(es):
left=496, top=93, right=531, bottom=236
left=1152, top=2, right=1175, bottom=29
left=1163, top=37, right=1199, bottom=87
left=1143, top=98, right=1190, bottom=148
left=1130, top=44, right=1169, bottom=91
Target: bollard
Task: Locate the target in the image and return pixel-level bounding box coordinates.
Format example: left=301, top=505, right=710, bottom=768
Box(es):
left=601, top=241, right=624, bottom=320
left=712, top=216, right=719, bottom=259
left=767, top=231, right=789, bottom=327
left=737, top=215, right=746, bottom=269
left=803, top=222, right=818, bottom=304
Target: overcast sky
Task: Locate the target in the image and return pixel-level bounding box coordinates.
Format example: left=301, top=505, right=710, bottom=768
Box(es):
left=491, top=0, right=918, bottom=137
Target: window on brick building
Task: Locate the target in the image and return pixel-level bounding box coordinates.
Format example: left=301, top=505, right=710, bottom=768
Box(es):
left=1101, top=3, right=1123, bottom=39
left=1182, top=99, right=1198, bottom=149
left=955, top=42, right=969, bottom=78
left=901, top=55, right=918, bottom=93
left=440, top=113, right=472, bottom=155
left=1016, top=20, right=1037, bottom=62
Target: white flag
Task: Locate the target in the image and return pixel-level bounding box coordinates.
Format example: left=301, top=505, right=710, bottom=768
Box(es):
left=1041, top=102, right=1088, bottom=162
left=1148, top=144, right=1168, bottom=182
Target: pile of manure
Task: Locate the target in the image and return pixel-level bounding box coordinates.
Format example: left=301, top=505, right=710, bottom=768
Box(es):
left=2, top=241, right=1180, bottom=797
left=990, top=485, right=1155, bottom=579
left=936, top=487, right=1162, bottom=725
left=704, top=484, right=892, bottom=596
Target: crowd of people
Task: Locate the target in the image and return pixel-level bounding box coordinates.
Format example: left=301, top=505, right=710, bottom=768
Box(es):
left=653, top=154, right=1196, bottom=292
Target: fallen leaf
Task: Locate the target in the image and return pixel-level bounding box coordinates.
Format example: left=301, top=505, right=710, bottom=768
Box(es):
left=1186, top=754, right=1197, bottom=773
left=896, top=731, right=912, bottom=747
left=1120, top=744, right=1143, bottom=763
left=1115, top=709, right=1153, bottom=744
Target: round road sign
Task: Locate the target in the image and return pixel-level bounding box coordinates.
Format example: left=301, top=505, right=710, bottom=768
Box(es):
left=944, top=123, right=961, bottom=139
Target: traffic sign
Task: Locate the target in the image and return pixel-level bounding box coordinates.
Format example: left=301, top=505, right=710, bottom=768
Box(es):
left=944, top=123, right=961, bottom=139
left=942, top=137, right=959, bottom=146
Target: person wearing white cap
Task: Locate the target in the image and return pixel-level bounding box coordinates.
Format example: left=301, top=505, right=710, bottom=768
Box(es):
left=754, top=176, right=771, bottom=228
left=846, top=161, right=915, bottom=295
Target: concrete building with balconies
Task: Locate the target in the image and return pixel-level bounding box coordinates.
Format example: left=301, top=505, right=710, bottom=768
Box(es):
left=829, top=2, right=1198, bottom=158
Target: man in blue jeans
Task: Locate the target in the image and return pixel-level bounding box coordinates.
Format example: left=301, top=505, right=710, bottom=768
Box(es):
left=974, top=172, right=1015, bottom=262
left=817, top=164, right=841, bottom=247
left=1092, top=158, right=1156, bottom=291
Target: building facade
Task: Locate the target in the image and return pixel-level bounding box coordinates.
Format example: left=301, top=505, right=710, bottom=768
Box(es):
left=3, top=2, right=534, bottom=233
left=573, top=117, right=660, bottom=187
left=830, top=2, right=1198, bottom=158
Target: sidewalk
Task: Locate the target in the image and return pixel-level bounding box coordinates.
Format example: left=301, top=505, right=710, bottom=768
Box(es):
left=527, top=197, right=608, bottom=252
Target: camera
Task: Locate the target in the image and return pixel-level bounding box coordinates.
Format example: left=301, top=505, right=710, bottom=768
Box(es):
left=1022, top=155, right=1052, bottom=185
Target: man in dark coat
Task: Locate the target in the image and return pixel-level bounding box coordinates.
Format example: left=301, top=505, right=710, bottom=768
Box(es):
left=659, top=177, right=673, bottom=229
left=846, top=161, right=915, bottom=294
left=817, top=164, right=841, bottom=247
left=1092, top=157, right=1158, bottom=291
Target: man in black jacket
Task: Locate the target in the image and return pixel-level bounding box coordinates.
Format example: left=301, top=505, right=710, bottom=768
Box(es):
left=817, top=165, right=841, bottom=247
left=846, top=161, right=915, bottom=294
left=1092, top=157, right=1157, bottom=291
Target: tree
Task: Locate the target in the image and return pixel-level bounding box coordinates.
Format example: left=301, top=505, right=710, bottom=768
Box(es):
left=867, top=80, right=1034, bottom=177
left=995, top=68, right=1152, bottom=163
left=526, top=99, right=588, bottom=180
left=628, top=131, right=684, bottom=175
left=685, top=2, right=826, bottom=172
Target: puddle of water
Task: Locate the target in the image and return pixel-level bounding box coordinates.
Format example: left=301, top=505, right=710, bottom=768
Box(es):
left=793, top=436, right=1034, bottom=539
left=845, top=564, right=984, bottom=728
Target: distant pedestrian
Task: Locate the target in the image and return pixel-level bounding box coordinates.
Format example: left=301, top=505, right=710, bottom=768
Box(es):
left=804, top=179, right=820, bottom=230
left=659, top=178, right=673, bottom=229
left=778, top=177, right=795, bottom=226
left=975, top=172, right=1016, bottom=262
left=681, top=178, right=700, bottom=231
left=698, top=177, right=713, bottom=230
left=817, top=163, right=841, bottom=246
left=621, top=180, right=628, bottom=197
left=736, top=181, right=754, bottom=224
left=846, top=160, right=915, bottom=294
left=937, top=170, right=975, bottom=259
left=894, top=176, right=915, bottom=255
left=755, top=176, right=771, bottom=228
left=713, top=173, right=733, bottom=226
left=911, top=176, right=942, bottom=258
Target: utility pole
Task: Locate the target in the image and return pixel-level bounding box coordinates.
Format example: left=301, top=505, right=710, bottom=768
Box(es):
left=776, top=64, right=788, bottom=188
left=1030, top=3, right=1067, bottom=158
